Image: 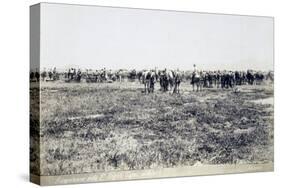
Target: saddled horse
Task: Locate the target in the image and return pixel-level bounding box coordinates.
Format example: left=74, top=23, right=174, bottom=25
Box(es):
left=116, top=69, right=128, bottom=82
left=254, top=72, right=265, bottom=85
left=246, top=70, right=255, bottom=85
left=191, top=72, right=203, bottom=92
left=266, top=71, right=274, bottom=82
left=159, top=71, right=168, bottom=92
left=172, top=70, right=182, bottom=94
left=159, top=70, right=172, bottom=91
left=234, top=71, right=242, bottom=85
left=142, top=71, right=156, bottom=93
left=167, top=70, right=175, bottom=91
left=158, top=70, right=182, bottom=93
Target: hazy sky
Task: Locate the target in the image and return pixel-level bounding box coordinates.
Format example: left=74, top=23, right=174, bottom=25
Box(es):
left=40, top=3, right=274, bottom=71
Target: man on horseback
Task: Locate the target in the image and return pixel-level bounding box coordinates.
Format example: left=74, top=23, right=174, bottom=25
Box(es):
left=191, top=64, right=197, bottom=84
left=191, top=64, right=202, bottom=92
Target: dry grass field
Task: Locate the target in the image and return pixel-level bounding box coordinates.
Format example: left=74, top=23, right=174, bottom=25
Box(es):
left=31, top=80, right=274, bottom=176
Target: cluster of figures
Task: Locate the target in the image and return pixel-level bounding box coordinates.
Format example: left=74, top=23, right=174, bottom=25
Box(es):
left=190, top=65, right=270, bottom=92
left=66, top=68, right=82, bottom=82
left=86, top=68, right=112, bottom=83
left=85, top=69, right=139, bottom=83
left=138, top=65, right=273, bottom=94
left=30, top=65, right=273, bottom=93
left=30, top=68, right=58, bottom=82
left=29, top=69, right=40, bottom=82
left=140, top=69, right=182, bottom=94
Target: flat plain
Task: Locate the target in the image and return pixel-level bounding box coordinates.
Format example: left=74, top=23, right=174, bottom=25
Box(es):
left=31, top=80, right=274, bottom=175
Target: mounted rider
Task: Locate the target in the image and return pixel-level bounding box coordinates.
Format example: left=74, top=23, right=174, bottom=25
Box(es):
left=191, top=64, right=199, bottom=85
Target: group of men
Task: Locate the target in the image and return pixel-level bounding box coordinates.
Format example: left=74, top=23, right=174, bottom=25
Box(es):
left=85, top=68, right=110, bottom=83
left=85, top=69, right=141, bottom=83
left=191, top=64, right=266, bottom=91
left=30, top=68, right=57, bottom=82
left=31, top=66, right=270, bottom=94
left=141, top=68, right=182, bottom=94
left=67, top=68, right=82, bottom=81
left=39, top=67, right=58, bottom=81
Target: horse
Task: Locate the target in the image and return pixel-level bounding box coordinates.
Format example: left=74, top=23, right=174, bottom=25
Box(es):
left=41, top=70, right=47, bottom=81
left=221, top=72, right=234, bottom=89
left=166, top=70, right=175, bottom=91
left=214, top=71, right=221, bottom=88
left=255, top=72, right=265, bottom=85
left=142, top=71, right=156, bottom=93
left=234, top=71, right=242, bottom=85
left=172, top=70, right=182, bottom=94
left=191, top=72, right=201, bottom=92
left=191, top=72, right=203, bottom=92
left=116, top=69, right=128, bottom=82
left=266, top=71, right=274, bottom=82
left=246, top=70, right=255, bottom=85
left=158, top=70, right=175, bottom=92
left=128, top=69, right=137, bottom=81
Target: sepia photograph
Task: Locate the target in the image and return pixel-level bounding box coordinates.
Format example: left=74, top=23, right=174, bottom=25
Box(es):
left=30, top=3, right=274, bottom=185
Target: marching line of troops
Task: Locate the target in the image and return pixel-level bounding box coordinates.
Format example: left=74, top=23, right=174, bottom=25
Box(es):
left=30, top=65, right=274, bottom=93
